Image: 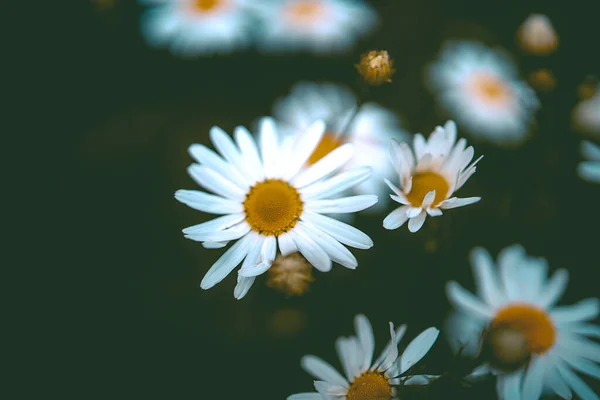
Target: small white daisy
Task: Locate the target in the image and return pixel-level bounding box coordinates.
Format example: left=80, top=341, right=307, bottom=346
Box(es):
left=175, top=118, right=377, bottom=299
left=288, top=314, right=440, bottom=400
left=578, top=141, right=600, bottom=183
left=446, top=245, right=600, bottom=400
left=139, top=0, right=253, bottom=56
left=382, top=120, right=482, bottom=233
left=253, top=0, right=378, bottom=54
left=274, top=82, right=409, bottom=210
left=573, top=88, right=600, bottom=136
left=427, top=40, right=540, bottom=145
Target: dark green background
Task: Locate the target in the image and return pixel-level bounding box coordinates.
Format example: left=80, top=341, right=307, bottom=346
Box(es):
left=59, top=0, right=600, bottom=398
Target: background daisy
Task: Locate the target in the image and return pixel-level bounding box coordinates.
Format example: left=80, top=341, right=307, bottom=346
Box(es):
left=289, top=314, right=439, bottom=399
left=578, top=141, right=600, bottom=183
left=252, top=0, right=378, bottom=54
left=383, top=120, right=481, bottom=233
left=139, top=0, right=253, bottom=56
left=446, top=245, right=600, bottom=400
left=427, top=40, right=540, bottom=145
left=273, top=82, right=409, bottom=211
left=175, top=118, right=376, bottom=298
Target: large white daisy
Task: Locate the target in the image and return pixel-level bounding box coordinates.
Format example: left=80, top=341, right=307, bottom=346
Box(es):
left=446, top=245, right=600, bottom=400
left=175, top=118, right=377, bottom=299
left=427, top=40, right=540, bottom=145
left=578, top=141, right=600, bottom=183
left=273, top=82, right=409, bottom=210
left=288, top=314, right=440, bottom=400
left=383, top=120, right=482, bottom=233
left=252, top=0, right=378, bottom=54
left=139, top=0, right=253, bottom=56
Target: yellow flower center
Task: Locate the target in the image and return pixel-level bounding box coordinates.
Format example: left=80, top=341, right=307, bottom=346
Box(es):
left=347, top=371, right=392, bottom=400
left=491, top=304, right=556, bottom=354
left=405, top=172, right=450, bottom=207
left=287, top=0, right=325, bottom=23
left=243, top=179, right=303, bottom=236
left=307, top=132, right=344, bottom=165
left=469, top=74, right=512, bottom=105
left=190, top=0, right=222, bottom=12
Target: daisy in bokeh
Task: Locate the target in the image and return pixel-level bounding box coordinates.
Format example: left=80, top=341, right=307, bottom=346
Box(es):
left=289, top=314, right=439, bottom=400
left=517, top=14, right=559, bottom=56
left=383, top=120, right=482, bottom=233
left=573, top=87, right=600, bottom=136
left=175, top=118, right=377, bottom=299
left=446, top=245, right=600, bottom=400
left=139, top=0, right=253, bottom=56
left=578, top=141, right=600, bottom=183
left=427, top=40, right=539, bottom=145
left=253, top=0, right=378, bottom=54
left=274, top=82, right=409, bottom=211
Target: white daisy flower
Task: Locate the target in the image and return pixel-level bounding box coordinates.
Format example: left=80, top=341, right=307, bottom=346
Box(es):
left=139, top=0, right=253, bottom=56
left=578, top=141, right=600, bottom=183
left=253, top=0, right=378, bottom=54
left=383, top=120, right=482, bottom=233
left=427, top=40, right=540, bottom=145
left=446, top=245, right=600, bottom=400
left=573, top=89, right=600, bottom=136
left=274, top=82, right=409, bottom=210
left=175, top=118, right=377, bottom=299
left=288, top=314, right=440, bottom=400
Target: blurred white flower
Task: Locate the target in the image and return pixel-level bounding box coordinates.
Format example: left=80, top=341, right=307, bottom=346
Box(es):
left=274, top=82, right=409, bottom=211
left=446, top=245, right=600, bottom=400
left=175, top=118, right=377, bottom=299
left=139, top=0, right=253, bottom=56
left=427, top=41, right=539, bottom=145
left=578, top=141, right=600, bottom=183
left=288, top=314, right=439, bottom=400
left=383, top=121, right=482, bottom=233
left=573, top=87, right=600, bottom=136
left=517, top=14, right=559, bottom=56
left=253, top=0, right=378, bottom=54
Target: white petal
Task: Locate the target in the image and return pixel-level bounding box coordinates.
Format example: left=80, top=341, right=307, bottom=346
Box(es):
left=185, top=222, right=250, bottom=243
left=210, top=126, right=254, bottom=182
left=301, top=355, right=348, bottom=388
left=336, top=337, right=361, bottom=382
left=287, top=393, right=322, bottom=400
left=560, top=335, right=600, bottom=363
left=354, top=314, right=375, bottom=371
left=300, top=167, right=372, bottom=201
left=290, top=228, right=332, bottom=272
left=238, top=236, right=276, bottom=277
left=301, top=211, right=373, bottom=249
left=298, top=222, right=357, bottom=269
left=187, top=164, right=247, bottom=201
left=383, top=206, right=410, bottom=230
left=561, top=352, right=600, bottom=380
left=408, top=210, right=427, bottom=233
left=278, top=232, right=297, bottom=256
left=498, top=371, right=522, bottom=400
left=578, top=161, right=600, bottom=183
left=202, top=241, right=228, bottom=249
left=407, top=207, right=423, bottom=218
left=470, top=247, right=505, bottom=307
left=306, top=195, right=378, bottom=214
left=536, top=269, right=569, bottom=308
left=182, top=213, right=245, bottom=235
left=446, top=282, right=494, bottom=318
left=570, top=323, right=600, bottom=338
left=284, top=120, right=326, bottom=180
left=174, top=189, right=243, bottom=214
left=259, top=117, right=280, bottom=178
left=522, top=355, right=546, bottom=400
left=374, top=325, right=407, bottom=371
left=426, top=207, right=443, bottom=216
left=400, top=327, right=439, bottom=374
left=314, top=380, right=347, bottom=397
left=234, top=275, right=255, bottom=300
left=439, top=197, right=481, bottom=209
left=234, top=126, right=264, bottom=182
left=551, top=298, right=600, bottom=323
left=188, top=144, right=249, bottom=190
left=557, top=361, right=599, bottom=400
left=403, top=375, right=439, bottom=385
left=546, top=364, right=572, bottom=399
left=292, top=143, right=354, bottom=188
left=379, top=322, right=400, bottom=372
left=200, top=233, right=253, bottom=289
left=422, top=190, right=436, bottom=208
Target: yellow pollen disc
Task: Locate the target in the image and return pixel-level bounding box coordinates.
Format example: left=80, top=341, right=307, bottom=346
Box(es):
left=405, top=172, right=450, bottom=207
left=347, top=371, right=392, bottom=400
left=287, top=0, right=324, bottom=22
left=470, top=74, right=512, bottom=105
left=307, top=133, right=343, bottom=165
left=191, top=0, right=221, bottom=12
left=243, top=179, right=303, bottom=236
left=491, top=304, right=556, bottom=354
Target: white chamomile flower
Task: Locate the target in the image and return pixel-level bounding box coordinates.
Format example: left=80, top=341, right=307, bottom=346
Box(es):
left=274, top=82, right=409, bottom=210
left=288, top=314, right=440, bottom=400
left=253, top=0, right=378, bottom=54
left=446, top=245, right=600, bottom=400
left=427, top=40, right=540, bottom=145
left=383, top=120, right=482, bottom=233
left=139, top=0, right=253, bottom=56
left=175, top=118, right=377, bottom=299
left=578, top=141, right=600, bottom=183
